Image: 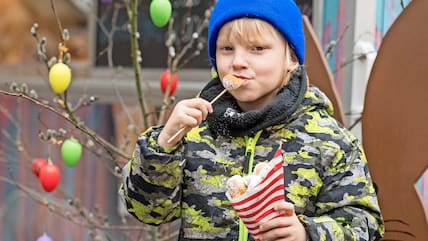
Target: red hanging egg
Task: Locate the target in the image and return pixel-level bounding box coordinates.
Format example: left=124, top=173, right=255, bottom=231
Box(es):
left=160, top=70, right=178, bottom=96
left=39, top=163, right=61, bottom=192
left=32, top=158, right=48, bottom=177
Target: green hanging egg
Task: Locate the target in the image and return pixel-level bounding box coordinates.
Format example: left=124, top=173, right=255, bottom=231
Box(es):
left=149, top=0, right=172, bottom=28
left=61, top=137, right=82, bottom=167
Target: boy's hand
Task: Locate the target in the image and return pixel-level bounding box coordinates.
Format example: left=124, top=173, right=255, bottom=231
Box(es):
left=158, top=98, right=212, bottom=148
left=259, top=201, right=307, bottom=241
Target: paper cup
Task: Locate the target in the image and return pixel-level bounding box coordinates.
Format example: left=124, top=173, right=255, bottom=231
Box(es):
left=226, top=148, right=285, bottom=240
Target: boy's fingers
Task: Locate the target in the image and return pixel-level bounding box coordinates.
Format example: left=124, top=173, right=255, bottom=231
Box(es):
left=275, top=201, right=295, bottom=216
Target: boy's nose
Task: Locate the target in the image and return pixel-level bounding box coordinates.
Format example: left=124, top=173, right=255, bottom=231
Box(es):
left=231, top=52, right=248, bottom=69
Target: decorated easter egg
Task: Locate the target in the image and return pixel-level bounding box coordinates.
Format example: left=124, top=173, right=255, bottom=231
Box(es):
left=149, top=0, right=172, bottom=28
left=36, top=233, right=53, bottom=241
left=39, top=163, right=61, bottom=192
left=61, top=138, right=82, bottom=167
left=49, top=62, right=71, bottom=94
left=32, top=158, right=48, bottom=177
left=160, top=70, right=178, bottom=96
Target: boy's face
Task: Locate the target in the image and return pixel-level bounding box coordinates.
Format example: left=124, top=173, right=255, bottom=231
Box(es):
left=215, top=20, right=289, bottom=112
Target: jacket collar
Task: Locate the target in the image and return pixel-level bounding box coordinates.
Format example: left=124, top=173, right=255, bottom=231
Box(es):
left=200, top=66, right=308, bottom=137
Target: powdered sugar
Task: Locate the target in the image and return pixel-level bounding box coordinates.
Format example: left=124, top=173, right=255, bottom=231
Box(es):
left=222, top=74, right=244, bottom=90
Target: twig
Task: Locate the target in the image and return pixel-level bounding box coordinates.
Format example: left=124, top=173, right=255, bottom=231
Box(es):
left=125, top=0, right=150, bottom=128
left=324, top=23, right=350, bottom=59
left=157, top=7, right=212, bottom=125
left=0, top=103, right=32, bottom=159
left=0, top=90, right=131, bottom=161
left=333, top=50, right=377, bottom=74
left=347, top=115, right=362, bottom=131
left=0, top=176, right=147, bottom=232
left=96, top=2, right=123, bottom=67
left=50, top=0, right=64, bottom=42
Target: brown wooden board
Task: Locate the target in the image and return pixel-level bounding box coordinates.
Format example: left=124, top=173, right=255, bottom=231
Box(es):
left=303, top=15, right=346, bottom=126
left=362, top=0, right=428, bottom=240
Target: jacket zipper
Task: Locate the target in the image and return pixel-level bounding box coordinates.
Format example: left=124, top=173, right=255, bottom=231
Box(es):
left=238, top=130, right=263, bottom=241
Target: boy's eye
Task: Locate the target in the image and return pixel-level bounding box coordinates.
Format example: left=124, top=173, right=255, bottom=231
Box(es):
left=252, top=46, right=266, bottom=51
left=220, top=46, right=233, bottom=51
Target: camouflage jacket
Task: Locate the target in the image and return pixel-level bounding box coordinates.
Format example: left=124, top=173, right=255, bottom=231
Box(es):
left=120, top=67, right=384, bottom=241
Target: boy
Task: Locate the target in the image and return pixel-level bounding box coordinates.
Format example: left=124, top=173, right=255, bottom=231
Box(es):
left=120, top=0, right=384, bottom=240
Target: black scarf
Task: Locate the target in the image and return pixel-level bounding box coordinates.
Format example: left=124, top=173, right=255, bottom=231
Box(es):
left=200, top=66, right=308, bottom=137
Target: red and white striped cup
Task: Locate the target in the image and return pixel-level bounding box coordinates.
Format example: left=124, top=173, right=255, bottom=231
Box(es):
left=226, top=148, right=285, bottom=241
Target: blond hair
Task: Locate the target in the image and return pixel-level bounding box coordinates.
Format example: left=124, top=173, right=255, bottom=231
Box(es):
left=221, top=18, right=299, bottom=86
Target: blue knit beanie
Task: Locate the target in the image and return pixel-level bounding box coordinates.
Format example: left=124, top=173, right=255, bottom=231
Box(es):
left=208, top=0, right=305, bottom=68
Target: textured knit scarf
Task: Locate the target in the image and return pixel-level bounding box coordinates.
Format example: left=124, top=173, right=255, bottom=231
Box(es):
left=200, top=66, right=307, bottom=137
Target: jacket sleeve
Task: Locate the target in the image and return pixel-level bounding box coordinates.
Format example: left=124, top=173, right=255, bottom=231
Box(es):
left=119, top=126, right=185, bottom=225
left=297, top=141, right=384, bottom=241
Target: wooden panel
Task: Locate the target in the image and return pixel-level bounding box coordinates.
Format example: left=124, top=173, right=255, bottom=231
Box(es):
left=362, top=0, right=428, bottom=240
left=303, top=16, right=346, bottom=126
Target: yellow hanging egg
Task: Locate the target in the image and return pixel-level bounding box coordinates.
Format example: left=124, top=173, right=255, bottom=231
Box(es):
left=49, top=62, right=71, bottom=94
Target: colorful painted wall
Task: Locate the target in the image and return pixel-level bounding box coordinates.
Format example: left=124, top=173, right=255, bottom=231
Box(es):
left=321, top=0, right=348, bottom=94
left=0, top=97, right=124, bottom=241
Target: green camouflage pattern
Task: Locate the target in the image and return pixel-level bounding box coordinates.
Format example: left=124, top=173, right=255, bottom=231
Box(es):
left=119, top=86, right=384, bottom=241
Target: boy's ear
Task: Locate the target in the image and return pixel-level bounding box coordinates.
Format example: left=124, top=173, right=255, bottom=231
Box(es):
left=287, top=44, right=299, bottom=73
left=287, top=63, right=299, bottom=73
left=290, top=51, right=299, bottom=67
